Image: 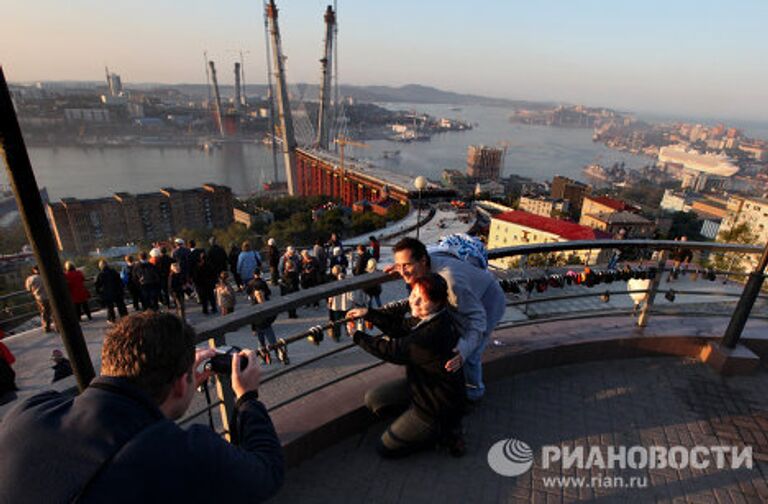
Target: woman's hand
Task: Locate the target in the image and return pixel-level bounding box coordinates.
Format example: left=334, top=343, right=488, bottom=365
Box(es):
left=346, top=307, right=368, bottom=320
left=445, top=349, right=463, bottom=373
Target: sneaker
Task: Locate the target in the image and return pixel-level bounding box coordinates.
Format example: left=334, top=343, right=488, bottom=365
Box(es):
left=276, top=346, right=290, bottom=365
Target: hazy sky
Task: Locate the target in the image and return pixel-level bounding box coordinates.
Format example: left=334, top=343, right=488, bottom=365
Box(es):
left=2, top=0, right=767, bottom=121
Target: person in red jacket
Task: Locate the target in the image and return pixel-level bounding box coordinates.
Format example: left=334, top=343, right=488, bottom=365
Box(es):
left=65, top=261, right=92, bottom=321
left=0, top=328, right=18, bottom=403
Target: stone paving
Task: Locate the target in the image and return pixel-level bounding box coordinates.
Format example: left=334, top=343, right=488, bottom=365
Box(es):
left=274, top=356, right=768, bottom=504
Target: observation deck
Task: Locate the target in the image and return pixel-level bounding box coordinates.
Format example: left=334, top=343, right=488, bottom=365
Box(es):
left=2, top=234, right=767, bottom=502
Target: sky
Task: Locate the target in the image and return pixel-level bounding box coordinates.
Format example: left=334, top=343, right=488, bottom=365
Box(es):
left=2, top=0, right=767, bottom=121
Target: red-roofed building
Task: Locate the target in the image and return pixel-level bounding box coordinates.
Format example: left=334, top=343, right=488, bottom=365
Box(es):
left=488, top=210, right=611, bottom=267
left=580, top=195, right=638, bottom=220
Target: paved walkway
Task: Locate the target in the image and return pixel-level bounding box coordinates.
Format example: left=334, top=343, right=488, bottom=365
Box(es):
left=275, top=356, right=768, bottom=503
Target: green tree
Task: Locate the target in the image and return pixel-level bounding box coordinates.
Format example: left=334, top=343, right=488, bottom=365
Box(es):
left=711, top=222, right=758, bottom=274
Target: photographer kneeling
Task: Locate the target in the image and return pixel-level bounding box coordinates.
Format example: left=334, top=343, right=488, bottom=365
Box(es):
left=0, top=312, right=284, bottom=503
left=347, top=272, right=466, bottom=458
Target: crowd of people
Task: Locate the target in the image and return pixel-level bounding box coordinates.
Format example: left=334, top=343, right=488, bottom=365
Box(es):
left=0, top=231, right=519, bottom=502
left=20, top=234, right=386, bottom=368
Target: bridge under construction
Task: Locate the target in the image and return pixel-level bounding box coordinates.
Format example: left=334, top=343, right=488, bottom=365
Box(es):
left=264, top=1, right=452, bottom=205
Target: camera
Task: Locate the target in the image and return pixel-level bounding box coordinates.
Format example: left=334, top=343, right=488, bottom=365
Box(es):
left=204, top=346, right=249, bottom=374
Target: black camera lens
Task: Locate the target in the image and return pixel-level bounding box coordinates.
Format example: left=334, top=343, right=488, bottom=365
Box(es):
left=205, top=353, right=249, bottom=374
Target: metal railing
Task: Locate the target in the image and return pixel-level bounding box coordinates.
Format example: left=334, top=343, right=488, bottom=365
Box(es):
left=168, top=239, right=766, bottom=434
left=2, top=239, right=766, bottom=435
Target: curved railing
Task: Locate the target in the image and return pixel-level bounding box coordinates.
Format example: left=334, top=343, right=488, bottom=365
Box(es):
left=3, top=239, right=765, bottom=436
left=173, top=239, right=766, bottom=434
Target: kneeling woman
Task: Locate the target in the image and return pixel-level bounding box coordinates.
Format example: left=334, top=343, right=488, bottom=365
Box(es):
left=347, top=272, right=466, bottom=458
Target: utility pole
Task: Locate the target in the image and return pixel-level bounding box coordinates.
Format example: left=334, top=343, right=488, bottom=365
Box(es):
left=266, top=0, right=298, bottom=196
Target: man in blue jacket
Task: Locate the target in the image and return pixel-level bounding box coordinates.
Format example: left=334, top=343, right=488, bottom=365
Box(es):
left=0, top=312, right=284, bottom=503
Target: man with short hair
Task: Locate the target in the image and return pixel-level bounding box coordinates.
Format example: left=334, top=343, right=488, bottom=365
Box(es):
left=381, top=237, right=505, bottom=402
left=0, top=312, right=284, bottom=503
left=207, top=236, right=229, bottom=277
left=25, top=265, right=53, bottom=333
left=132, top=252, right=161, bottom=311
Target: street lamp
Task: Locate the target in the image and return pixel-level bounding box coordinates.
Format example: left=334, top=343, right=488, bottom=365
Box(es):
left=414, top=176, right=427, bottom=240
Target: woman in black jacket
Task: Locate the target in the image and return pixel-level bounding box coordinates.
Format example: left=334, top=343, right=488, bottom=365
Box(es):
left=347, top=272, right=466, bottom=458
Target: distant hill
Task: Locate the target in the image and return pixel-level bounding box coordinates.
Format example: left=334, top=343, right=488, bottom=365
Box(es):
left=21, top=80, right=555, bottom=109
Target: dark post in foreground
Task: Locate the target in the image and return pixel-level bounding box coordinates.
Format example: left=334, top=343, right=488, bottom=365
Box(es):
left=721, top=240, right=768, bottom=349
left=0, top=66, right=95, bottom=390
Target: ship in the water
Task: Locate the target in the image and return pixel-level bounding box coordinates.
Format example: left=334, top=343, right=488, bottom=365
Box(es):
left=583, top=163, right=610, bottom=181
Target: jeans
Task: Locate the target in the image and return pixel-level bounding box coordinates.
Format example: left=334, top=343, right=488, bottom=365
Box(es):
left=607, top=251, right=621, bottom=270
left=367, top=294, right=382, bottom=308
left=462, top=334, right=490, bottom=401
left=253, top=326, right=277, bottom=348
left=364, top=378, right=437, bottom=457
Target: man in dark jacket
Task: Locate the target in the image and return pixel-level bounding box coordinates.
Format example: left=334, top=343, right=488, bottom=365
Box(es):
left=95, top=259, right=128, bottom=323
left=352, top=244, right=372, bottom=276
left=132, top=252, right=161, bottom=311
left=0, top=312, right=284, bottom=503
left=207, top=236, right=229, bottom=277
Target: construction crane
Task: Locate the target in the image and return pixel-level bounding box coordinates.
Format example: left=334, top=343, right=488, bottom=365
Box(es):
left=334, top=136, right=368, bottom=204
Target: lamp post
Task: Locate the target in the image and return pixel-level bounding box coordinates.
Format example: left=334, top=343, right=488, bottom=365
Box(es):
left=414, top=176, right=427, bottom=240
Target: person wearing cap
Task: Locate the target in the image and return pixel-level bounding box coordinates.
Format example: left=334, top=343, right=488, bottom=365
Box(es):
left=25, top=265, right=53, bottom=333
left=266, top=238, right=280, bottom=287
left=0, top=312, right=283, bottom=503
left=50, top=349, right=73, bottom=383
